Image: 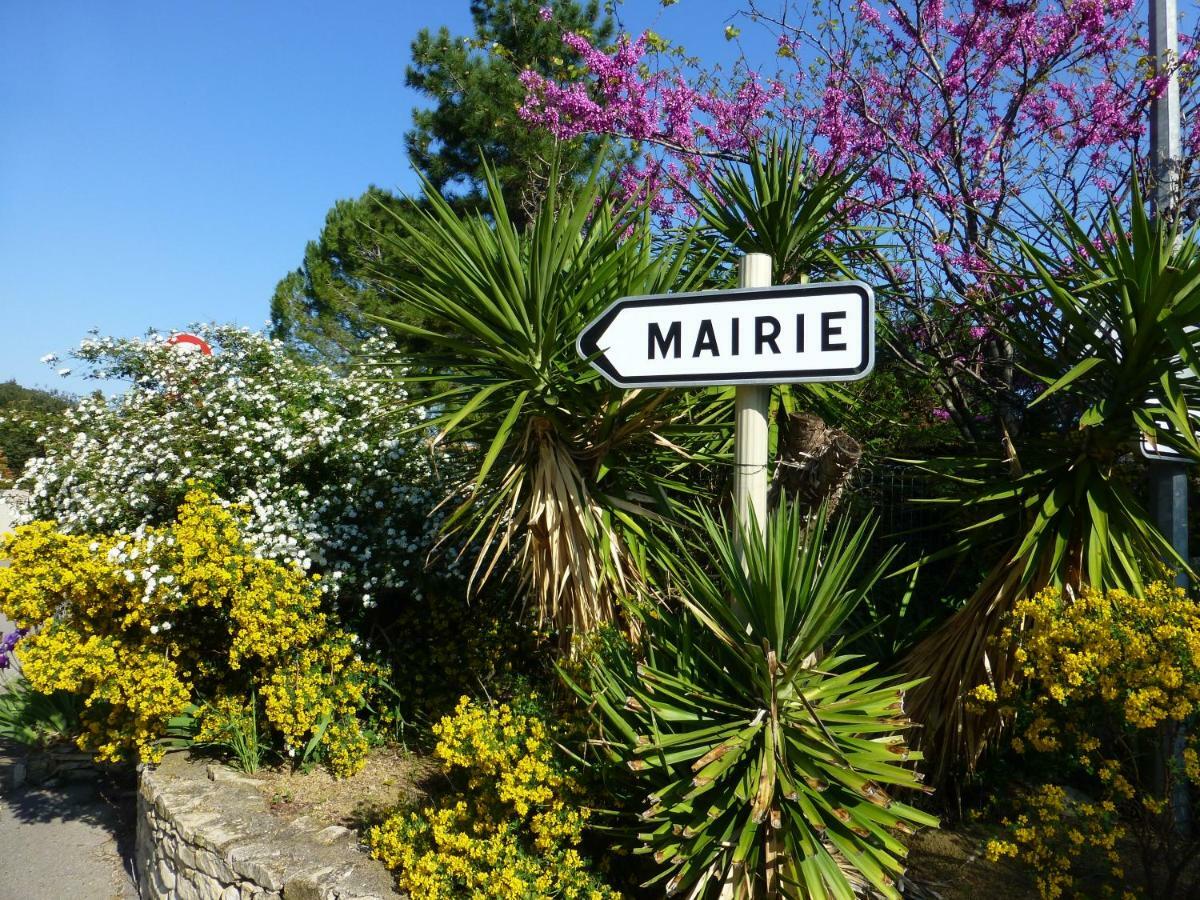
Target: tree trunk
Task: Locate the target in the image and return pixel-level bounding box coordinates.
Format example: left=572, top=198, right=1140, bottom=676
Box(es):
left=768, top=412, right=863, bottom=516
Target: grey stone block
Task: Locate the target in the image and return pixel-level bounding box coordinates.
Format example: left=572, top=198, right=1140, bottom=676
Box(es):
left=194, top=847, right=237, bottom=883
left=138, top=752, right=405, bottom=900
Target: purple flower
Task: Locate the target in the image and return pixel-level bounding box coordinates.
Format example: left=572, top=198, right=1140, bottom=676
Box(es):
left=0, top=628, right=28, bottom=669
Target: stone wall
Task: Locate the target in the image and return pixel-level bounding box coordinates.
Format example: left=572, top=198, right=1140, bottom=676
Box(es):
left=136, top=752, right=404, bottom=900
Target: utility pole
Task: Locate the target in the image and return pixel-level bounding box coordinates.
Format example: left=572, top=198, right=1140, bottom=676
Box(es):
left=1148, top=0, right=1187, bottom=590
left=1148, top=0, right=1190, bottom=833
left=1150, top=0, right=1181, bottom=221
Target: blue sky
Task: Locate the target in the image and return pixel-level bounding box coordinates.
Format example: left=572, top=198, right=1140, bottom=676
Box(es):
left=0, top=0, right=744, bottom=395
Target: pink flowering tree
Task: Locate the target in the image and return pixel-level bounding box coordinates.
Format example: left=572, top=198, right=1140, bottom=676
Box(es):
left=519, top=0, right=1198, bottom=438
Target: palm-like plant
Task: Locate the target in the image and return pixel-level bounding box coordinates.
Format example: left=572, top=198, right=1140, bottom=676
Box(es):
left=904, top=180, right=1200, bottom=781
left=692, top=134, right=875, bottom=285
left=568, top=502, right=936, bottom=899
left=369, top=154, right=725, bottom=638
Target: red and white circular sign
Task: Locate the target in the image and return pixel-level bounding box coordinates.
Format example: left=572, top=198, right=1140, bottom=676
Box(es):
left=166, top=333, right=213, bottom=355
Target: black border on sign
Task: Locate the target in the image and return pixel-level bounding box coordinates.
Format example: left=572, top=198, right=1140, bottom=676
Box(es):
left=576, top=281, right=875, bottom=388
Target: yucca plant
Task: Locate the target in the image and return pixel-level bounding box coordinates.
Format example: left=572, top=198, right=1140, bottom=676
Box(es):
left=692, top=133, right=875, bottom=285
left=903, top=179, right=1200, bottom=782
left=369, top=152, right=725, bottom=639
left=567, top=501, right=936, bottom=899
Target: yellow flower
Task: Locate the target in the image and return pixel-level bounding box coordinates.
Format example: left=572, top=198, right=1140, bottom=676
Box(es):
left=0, top=488, right=376, bottom=775
left=368, top=695, right=619, bottom=898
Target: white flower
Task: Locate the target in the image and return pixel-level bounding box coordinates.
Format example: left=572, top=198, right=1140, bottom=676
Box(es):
left=17, top=324, right=460, bottom=609
left=40, top=353, right=59, bottom=364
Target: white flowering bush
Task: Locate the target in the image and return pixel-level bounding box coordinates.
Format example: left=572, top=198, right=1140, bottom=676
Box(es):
left=18, top=325, right=459, bottom=616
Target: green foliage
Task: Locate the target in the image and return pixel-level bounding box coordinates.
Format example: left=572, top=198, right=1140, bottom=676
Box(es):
left=905, top=179, right=1200, bottom=782
left=689, top=133, right=916, bottom=443
left=270, top=189, right=433, bottom=358
left=368, top=694, right=619, bottom=898
left=567, top=502, right=936, bottom=899
left=166, top=696, right=264, bottom=775
left=372, top=586, right=551, bottom=733
left=693, top=134, right=875, bottom=284
left=0, top=379, right=73, bottom=481
left=0, top=681, right=82, bottom=749
left=371, top=154, right=725, bottom=637
left=0, top=488, right=378, bottom=775
left=406, top=0, right=614, bottom=226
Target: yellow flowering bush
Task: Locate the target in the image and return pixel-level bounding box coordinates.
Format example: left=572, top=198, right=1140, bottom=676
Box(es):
left=984, top=784, right=1123, bottom=899
left=0, top=487, right=377, bottom=775
left=979, top=581, right=1200, bottom=898
left=368, top=695, right=619, bottom=899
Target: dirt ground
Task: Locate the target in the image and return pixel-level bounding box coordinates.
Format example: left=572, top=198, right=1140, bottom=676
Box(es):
left=904, top=825, right=1036, bottom=899
left=250, top=746, right=439, bottom=831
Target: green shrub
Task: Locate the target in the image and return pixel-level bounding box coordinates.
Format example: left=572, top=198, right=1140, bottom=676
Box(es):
left=0, top=378, right=72, bottom=482
left=167, top=696, right=265, bottom=775
left=0, top=681, right=81, bottom=749
left=567, top=502, right=936, bottom=898
left=980, top=581, right=1200, bottom=898
left=372, top=586, right=551, bottom=733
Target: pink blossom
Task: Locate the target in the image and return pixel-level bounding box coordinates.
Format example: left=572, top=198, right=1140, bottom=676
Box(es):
left=518, top=0, right=1194, bottom=304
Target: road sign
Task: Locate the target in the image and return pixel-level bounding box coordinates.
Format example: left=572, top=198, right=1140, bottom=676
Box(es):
left=577, top=281, right=874, bottom=388
left=167, top=333, right=213, bottom=355
left=1140, top=397, right=1199, bottom=463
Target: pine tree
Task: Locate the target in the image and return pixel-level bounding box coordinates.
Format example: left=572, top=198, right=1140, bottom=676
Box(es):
left=405, top=0, right=613, bottom=225
left=269, top=187, right=425, bottom=358
left=271, top=0, right=613, bottom=356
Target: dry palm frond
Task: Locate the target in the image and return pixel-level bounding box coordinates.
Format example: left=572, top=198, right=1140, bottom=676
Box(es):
left=369, top=151, right=727, bottom=640
left=903, top=551, right=1037, bottom=783
left=522, top=422, right=625, bottom=638
left=903, top=180, right=1200, bottom=783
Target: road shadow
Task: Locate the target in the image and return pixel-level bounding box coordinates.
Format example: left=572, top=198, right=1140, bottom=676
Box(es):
left=0, top=740, right=138, bottom=889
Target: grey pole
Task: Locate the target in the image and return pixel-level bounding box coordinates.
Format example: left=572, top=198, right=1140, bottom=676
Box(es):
left=1150, top=0, right=1181, bottom=218
left=1148, top=0, right=1186, bottom=589
left=1148, top=0, right=1189, bottom=833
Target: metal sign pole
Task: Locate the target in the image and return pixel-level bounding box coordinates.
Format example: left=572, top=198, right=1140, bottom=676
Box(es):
left=734, top=253, right=773, bottom=555
left=1150, top=0, right=1181, bottom=220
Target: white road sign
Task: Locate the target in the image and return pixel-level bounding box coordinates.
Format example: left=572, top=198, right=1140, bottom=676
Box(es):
left=577, top=282, right=875, bottom=388
left=1140, top=397, right=1200, bottom=462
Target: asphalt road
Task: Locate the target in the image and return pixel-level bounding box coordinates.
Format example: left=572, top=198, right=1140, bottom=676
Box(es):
left=0, top=494, right=138, bottom=899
